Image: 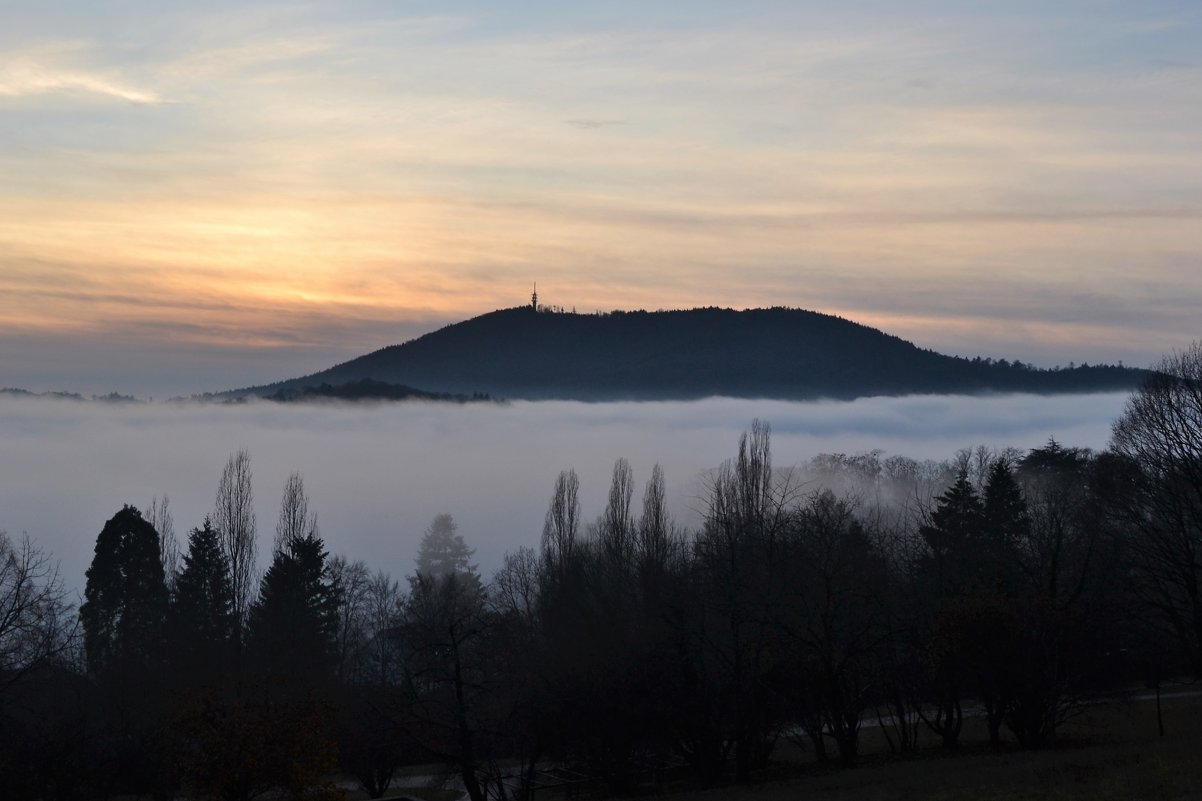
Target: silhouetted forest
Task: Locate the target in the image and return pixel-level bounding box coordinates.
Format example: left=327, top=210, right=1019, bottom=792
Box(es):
left=3, top=345, right=1201, bottom=800
left=262, top=379, right=494, bottom=404
left=0, top=388, right=141, bottom=403
left=227, top=306, right=1150, bottom=402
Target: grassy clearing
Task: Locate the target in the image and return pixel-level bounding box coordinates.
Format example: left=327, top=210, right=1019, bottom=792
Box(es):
left=339, top=694, right=1202, bottom=801
left=666, top=693, right=1202, bottom=801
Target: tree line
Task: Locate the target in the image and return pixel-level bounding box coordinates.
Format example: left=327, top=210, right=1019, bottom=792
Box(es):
left=2, top=343, right=1202, bottom=800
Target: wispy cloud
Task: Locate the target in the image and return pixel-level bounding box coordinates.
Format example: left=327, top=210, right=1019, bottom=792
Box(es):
left=0, top=59, right=165, bottom=104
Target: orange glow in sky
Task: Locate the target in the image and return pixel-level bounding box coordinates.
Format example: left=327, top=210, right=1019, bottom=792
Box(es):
left=2, top=2, right=1200, bottom=394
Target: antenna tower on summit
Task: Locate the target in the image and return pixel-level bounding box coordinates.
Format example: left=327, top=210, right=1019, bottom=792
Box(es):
left=531, top=283, right=538, bottom=311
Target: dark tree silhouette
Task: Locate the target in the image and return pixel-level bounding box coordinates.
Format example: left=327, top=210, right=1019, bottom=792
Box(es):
left=920, top=471, right=985, bottom=595
left=0, top=531, right=75, bottom=701
left=542, top=469, right=581, bottom=578
left=145, top=494, right=179, bottom=590
left=1110, top=342, right=1202, bottom=672
left=80, top=506, right=168, bottom=679
left=170, top=519, right=236, bottom=685
left=79, top=506, right=172, bottom=797
left=401, top=568, right=492, bottom=801
left=693, top=420, right=798, bottom=780
left=274, top=472, right=318, bottom=557
left=916, top=472, right=984, bottom=750
left=215, top=449, right=257, bottom=642
left=247, top=532, right=341, bottom=687
left=777, top=490, right=888, bottom=765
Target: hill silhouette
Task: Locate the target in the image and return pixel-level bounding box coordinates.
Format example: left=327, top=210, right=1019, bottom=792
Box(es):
left=224, top=306, right=1149, bottom=402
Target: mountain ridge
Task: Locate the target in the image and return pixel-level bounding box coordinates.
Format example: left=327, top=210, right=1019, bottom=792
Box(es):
left=217, top=305, right=1150, bottom=402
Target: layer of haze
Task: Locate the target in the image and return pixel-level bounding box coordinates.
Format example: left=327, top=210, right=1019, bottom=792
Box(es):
left=3, top=1, right=1200, bottom=395
left=0, top=392, right=1131, bottom=595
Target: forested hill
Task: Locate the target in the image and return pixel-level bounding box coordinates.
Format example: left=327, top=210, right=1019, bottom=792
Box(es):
left=227, top=306, right=1150, bottom=402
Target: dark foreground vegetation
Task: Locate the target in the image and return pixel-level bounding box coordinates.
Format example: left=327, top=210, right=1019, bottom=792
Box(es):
left=2, top=344, right=1202, bottom=801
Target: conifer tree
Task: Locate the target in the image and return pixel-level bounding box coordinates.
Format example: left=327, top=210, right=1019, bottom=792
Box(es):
left=247, top=533, right=341, bottom=687
left=171, top=518, right=236, bottom=683
left=415, top=514, right=476, bottom=579
left=920, top=471, right=985, bottom=593
left=80, top=505, right=168, bottom=677
left=982, top=460, right=1028, bottom=592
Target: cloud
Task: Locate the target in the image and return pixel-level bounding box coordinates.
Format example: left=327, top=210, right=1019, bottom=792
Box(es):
left=566, top=118, right=625, bottom=129
left=0, top=60, right=165, bottom=104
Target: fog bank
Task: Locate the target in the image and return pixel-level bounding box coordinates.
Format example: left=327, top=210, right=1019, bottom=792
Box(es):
left=0, top=392, right=1130, bottom=593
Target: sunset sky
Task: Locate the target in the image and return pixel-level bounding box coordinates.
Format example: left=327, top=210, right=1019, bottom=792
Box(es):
left=3, top=1, right=1199, bottom=396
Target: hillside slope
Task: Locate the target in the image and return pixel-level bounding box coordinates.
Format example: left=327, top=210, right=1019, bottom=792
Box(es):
left=228, top=306, right=1148, bottom=401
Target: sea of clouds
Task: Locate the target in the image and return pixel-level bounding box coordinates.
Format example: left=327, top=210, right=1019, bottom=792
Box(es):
left=0, top=392, right=1133, bottom=594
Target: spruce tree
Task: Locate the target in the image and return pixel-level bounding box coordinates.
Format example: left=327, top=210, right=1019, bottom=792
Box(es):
left=982, top=460, right=1028, bottom=593
left=415, top=514, right=476, bottom=579
left=171, top=518, right=236, bottom=684
left=247, top=533, right=341, bottom=687
left=920, top=472, right=985, bottom=593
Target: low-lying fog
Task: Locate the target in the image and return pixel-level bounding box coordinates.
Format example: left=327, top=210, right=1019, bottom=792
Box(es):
left=1, top=392, right=1132, bottom=594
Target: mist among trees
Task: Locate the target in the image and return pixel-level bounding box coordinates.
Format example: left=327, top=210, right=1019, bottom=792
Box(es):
left=2, top=343, right=1202, bottom=799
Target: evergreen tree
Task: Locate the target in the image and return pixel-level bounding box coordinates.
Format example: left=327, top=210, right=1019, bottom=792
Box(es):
left=415, top=514, right=476, bottom=579
left=78, top=506, right=172, bottom=797
left=117, top=510, right=169, bottom=670
left=80, top=505, right=168, bottom=677
left=81, top=510, right=126, bottom=677
left=1018, top=436, right=1091, bottom=479
left=917, top=473, right=985, bottom=751
left=171, top=518, right=236, bottom=684
left=247, top=533, right=341, bottom=687
left=982, top=460, right=1028, bottom=592
left=920, top=472, right=985, bottom=593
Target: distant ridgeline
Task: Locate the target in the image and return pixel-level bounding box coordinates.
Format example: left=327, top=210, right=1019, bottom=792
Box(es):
left=0, top=387, right=140, bottom=403
left=222, top=306, right=1152, bottom=402
left=262, top=379, right=493, bottom=404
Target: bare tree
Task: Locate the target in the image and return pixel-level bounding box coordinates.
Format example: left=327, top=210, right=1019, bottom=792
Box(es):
left=491, top=547, right=541, bottom=624
left=0, top=531, right=76, bottom=700
left=1110, top=342, right=1202, bottom=672
left=362, top=570, right=404, bottom=686
left=215, top=449, right=257, bottom=637
left=274, top=472, right=317, bottom=557
left=338, top=567, right=409, bottom=800
left=401, top=567, right=492, bottom=801
left=329, top=555, right=372, bottom=681
left=694, top=420, right=800, bottom=781
left=542, top=469, right=581, bottom=577
left=782, top=491, right=886, bottom=765
left=636, top=463, right=679, bottom=573
left=598, top=458, right=635, bottom=567
left=145, top=494, right=179, bottom=590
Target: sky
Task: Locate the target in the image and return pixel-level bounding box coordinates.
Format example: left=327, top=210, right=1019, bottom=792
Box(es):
left=2, top=1, right=1200, bottom=396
